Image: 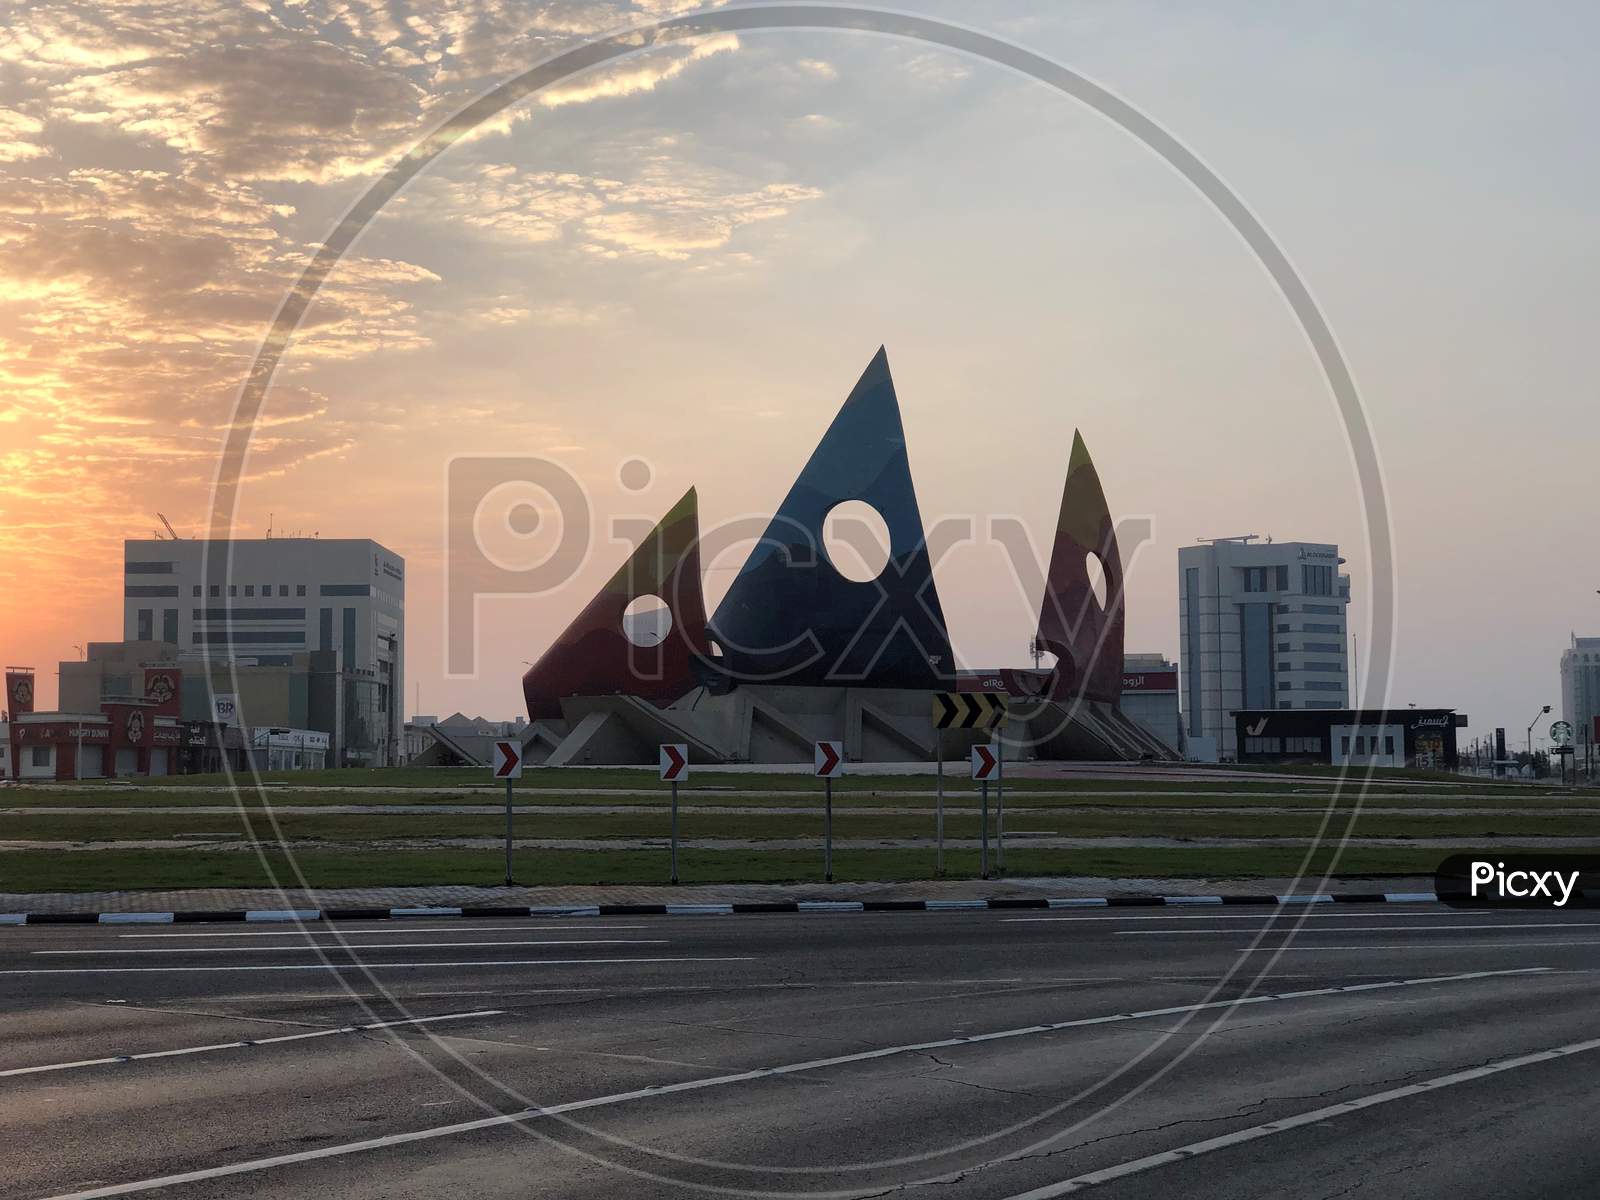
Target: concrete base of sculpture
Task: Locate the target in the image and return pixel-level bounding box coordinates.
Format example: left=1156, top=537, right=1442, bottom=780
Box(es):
left=522, top=685, right=1177, bottom=766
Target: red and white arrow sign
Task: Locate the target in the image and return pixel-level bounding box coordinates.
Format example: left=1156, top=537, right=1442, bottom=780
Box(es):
left=492, top=740, right=523, bottom=780
left=970, top=744, right=998, bottom=781
left=814, top=740, right=844, bottom=778
left=659, top=743, right=688, bottom=782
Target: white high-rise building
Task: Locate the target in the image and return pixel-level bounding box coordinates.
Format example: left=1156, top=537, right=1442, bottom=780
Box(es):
left=122, top=538, right=404, bottom=766
left=1560, top=636, right=1600, bottom=757
left=1178, top=537, right=1350, bottom=759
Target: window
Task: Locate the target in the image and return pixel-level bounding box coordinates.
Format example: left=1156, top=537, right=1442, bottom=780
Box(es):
left=1302, top=564, right=1333, bottom=595
left=1279, top=701, right=1292, bottom=709
left=31, top=746, right=50, bottom=766
left=1184, top=567, right=1202, bottom=737
left=1278, top=679, right=1293, bottom=690
left=1355, top=736, right=1366, bottom=755
left=279, top=585, right=289, bottom=597
left=321, top=583, right=370, bottom=597
left=162, top=608, right=178, bottom=644
left=192, top=630, right=307, bottom=644
left=1284, top=736, right=1322, bottom=754
left=1304, top=681, right=1344, bottom=691
left=209, top=584, right=220, bottom=598
left=137, top=608, right=153, bottom=641
left=1304, top=642, right=1342, bottom=653
left=1305, top=604, right=1341, bottom=615
left=1305, top=661, right=1343, bottom=672
left=1278, top=642, right=1291, bottom=653
left=1276, top=624, right=1291, bottom=633
left=244, top=585, right=255, bottom=597
left=320, top=608, right=333, bottom=651
left=1306, top=622, right=1340, bottom=633
left=192, top=585, right=201, bottom=597
left=261, top=583, right=271, bottom=596
left=125, top=584, right=179, bottom=598
left=1244, top=736, right=1282, bottom=754
left=1385, top=736, right=1395, bottom=755
left=1275, top=565, right=1289, bottom=590
left=1341, top=736, right=1351, bottom=755
left=193, top=608, right=307, bottom=621
left=296, top=584, right=307, bottom=597
left=228, top=585, right=237, bottom=597
left=125, top=561, right=173, bottom=574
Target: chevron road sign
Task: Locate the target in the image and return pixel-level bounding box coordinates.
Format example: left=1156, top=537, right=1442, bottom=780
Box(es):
left=814, top=741, right=845, bottom=778
left=933, top=691, right=1009, bottom=730
left=659, top=744, right=689, bottom=782
left=492, top=740, right=523, bottom=780
left=971, top=744, right=999, bottom=781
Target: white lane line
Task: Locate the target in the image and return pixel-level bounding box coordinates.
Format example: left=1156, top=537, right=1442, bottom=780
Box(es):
left=1116, top=923, right=1600, bottom=936
left=0, top=1011, right=504, bottom=1078
left=118, top=925, right=649, bottom=938
left=0, top=956, right=754, bottom=976
left=1001, top=1032, right=1600, bottom=1197
left=37, top=940, right=668, bottom=955
left=32, top=967, right=1550, bottom=1200
left=1240, top=941, right=1600, bottom=952
left=1003, top=912, right=1482, bottom=923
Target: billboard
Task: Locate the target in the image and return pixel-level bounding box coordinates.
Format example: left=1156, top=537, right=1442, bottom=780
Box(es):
left=5, top=669, right=34, bottom=716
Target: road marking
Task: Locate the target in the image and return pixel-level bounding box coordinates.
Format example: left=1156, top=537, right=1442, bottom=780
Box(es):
left=1004, top=912, right=1485, bottom=924
left=117, top=925, right=650, bottom=938
left=1240, top=940, right=1600, bottom=952
left=1116, top=923, right=1600, bottom=935
left=36, top=940, right=668, bottom=955
left=0, top=1011, right=504, bottom=1078
left=1000, top=1031, right=1600, bottom=1197
left=34, top=968, right=1549, bottom=1199
left=0, top=956, right=754, bottom=976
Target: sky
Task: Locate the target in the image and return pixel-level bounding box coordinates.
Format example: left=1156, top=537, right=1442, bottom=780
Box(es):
left=1, top=0, right=1594, bottom=744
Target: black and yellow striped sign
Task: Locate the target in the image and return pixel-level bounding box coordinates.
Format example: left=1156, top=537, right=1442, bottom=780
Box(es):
left=933, top=691, right=1008, bottom=730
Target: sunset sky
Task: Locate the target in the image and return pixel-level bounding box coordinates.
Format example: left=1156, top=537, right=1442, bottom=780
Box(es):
left=1, top=1, right=1594, bottom=742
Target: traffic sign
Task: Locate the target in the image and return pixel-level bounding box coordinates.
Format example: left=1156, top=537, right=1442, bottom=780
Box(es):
left=971, top=744, right=999, bottom=780
left=492, top=740, right=524, bottom=779
left=659, top=743, right=689, bottom=782
left=934, top=692, right=1008, bottom=730
left=1550, top=720, right=1574, bottom=748
left=814, top=741, right=844, bottom=778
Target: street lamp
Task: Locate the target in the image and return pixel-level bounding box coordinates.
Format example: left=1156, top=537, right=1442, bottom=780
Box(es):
left=1527, top=704, right=1551, bottom=761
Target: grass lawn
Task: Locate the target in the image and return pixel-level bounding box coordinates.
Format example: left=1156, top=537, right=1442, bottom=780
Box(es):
left=4, top=806, right=1599, bottom=843
left=57, top=765, right=1549, bottom=796
left=0, top=844, right=1486, bottom=894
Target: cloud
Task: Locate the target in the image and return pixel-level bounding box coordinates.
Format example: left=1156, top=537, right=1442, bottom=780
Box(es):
left=397, top=157, right=821, bottom=260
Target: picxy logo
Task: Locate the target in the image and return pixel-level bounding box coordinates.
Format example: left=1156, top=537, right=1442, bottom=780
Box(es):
left=1470, top=860, right=1579, bottom=907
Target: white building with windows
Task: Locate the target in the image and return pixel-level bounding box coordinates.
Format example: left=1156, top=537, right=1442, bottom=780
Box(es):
left=1178, top=537, right=1350, bottom=760
left=1561, top=636, right=1600, bottom=760
left=122, top=538, right=404, bottom=766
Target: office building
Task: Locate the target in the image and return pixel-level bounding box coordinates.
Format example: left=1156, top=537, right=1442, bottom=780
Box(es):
left=1179, top=537, right=1350, bottom=760
left=122, top=538, right=404, bottom=765
left=1561, top=636, right=1600, bottom=757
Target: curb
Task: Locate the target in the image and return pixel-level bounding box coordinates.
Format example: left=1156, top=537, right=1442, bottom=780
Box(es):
left=0, top=891, right=1454, bottom=925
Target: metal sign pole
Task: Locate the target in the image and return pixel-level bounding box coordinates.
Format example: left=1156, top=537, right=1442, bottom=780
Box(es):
left=824, top=775, right=834, bottom=883
left=670, top=779, right=680, bottom=884
left=503, top=776, right=514, bottom=887
left=935, top=729, right=945, bottom=876
left=996, top=730, right=1005, bottom=876
left=980, top=778, right=990, bottom=880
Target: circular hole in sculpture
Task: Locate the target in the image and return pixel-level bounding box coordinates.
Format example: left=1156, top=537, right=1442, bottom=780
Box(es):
left=622, top=594, right=672, bottom=647
left=823, top=500, right=891, bottom=583
left=1086, top=551, right=1109, bottom=610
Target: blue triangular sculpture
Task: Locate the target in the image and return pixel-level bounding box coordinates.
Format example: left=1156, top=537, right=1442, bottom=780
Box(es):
left=709, top=347, right=955, bottom=688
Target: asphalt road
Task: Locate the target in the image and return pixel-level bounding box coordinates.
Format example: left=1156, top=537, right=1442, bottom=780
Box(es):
left=4, top=904, right=1598, bottom=1199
